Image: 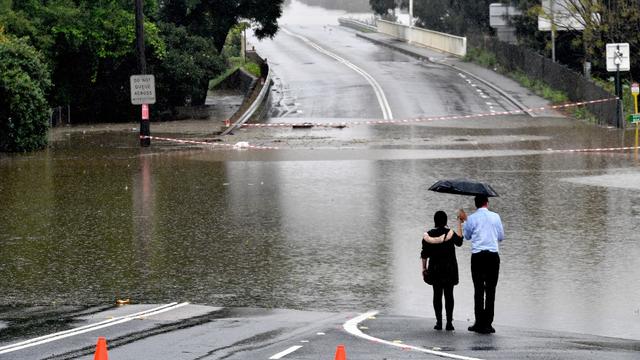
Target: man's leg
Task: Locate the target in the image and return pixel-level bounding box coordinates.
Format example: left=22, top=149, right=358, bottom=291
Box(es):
left=484, top=252, right=500, bottom=331
left=470, top=253, right=486, bottom=331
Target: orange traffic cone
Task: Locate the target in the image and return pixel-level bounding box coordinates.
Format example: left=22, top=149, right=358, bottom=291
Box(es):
left=334, top=344, right=346, bottom=360
left=93, top=337, right=108, bottom=360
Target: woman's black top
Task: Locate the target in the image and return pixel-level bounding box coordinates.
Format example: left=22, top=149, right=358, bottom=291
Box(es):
left=421, top=227, right=463, bottom=286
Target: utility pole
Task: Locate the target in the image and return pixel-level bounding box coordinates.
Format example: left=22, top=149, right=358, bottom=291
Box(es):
left=135, top=0, right=150, bottom=147
left=550, top=0, right=556, bottom=62
left=409, top=0, right=414, bottom=43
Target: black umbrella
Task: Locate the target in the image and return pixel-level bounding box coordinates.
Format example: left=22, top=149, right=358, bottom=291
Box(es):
left=428, top=178, right=499, bottom=197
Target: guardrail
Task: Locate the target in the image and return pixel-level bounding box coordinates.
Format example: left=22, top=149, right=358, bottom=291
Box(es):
left=220, top=66, right=272, bottom=136
left=376, top=19, right=467, bottom=57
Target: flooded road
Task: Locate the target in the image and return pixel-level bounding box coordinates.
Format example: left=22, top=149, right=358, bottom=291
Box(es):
left=2, top=116, right=640, bottom=342
left=2, top=0, right=640, bottom=346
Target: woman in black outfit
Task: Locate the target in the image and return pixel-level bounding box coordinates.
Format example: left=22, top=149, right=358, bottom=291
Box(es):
left=421, top=210, right=463, bottom=331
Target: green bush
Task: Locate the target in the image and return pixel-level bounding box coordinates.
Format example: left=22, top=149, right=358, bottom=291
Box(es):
left=154, top=22, right=226, bottom=109
left=243, top=62, right=261, bottom=78
left=0, top=35, right=51, bottom=152
left=463, top=47, right=497, bottom=68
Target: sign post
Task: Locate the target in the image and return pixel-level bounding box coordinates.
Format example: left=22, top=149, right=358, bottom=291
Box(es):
left=130, top=75, right=156, bottom=147
left=631, top=83, right=640, bottom=159
left=134, top=0, right=149, bottom=147
left=632, top=82, right=639, bottom=114
left=606, top=43, right=630, bottom=128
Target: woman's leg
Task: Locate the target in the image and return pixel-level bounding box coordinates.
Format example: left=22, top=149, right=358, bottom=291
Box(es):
left=444, top=285, right=455, bottom=330
left=432, top=285, right=443, bottom=329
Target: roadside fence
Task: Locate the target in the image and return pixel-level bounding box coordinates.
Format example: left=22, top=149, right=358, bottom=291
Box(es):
left=468, top=35, right=618, bottom=127
left=50, top=105, right=71, bottom=127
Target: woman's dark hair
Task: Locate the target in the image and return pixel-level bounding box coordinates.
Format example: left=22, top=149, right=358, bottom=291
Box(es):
left=434, top=211, right=447, bottom=228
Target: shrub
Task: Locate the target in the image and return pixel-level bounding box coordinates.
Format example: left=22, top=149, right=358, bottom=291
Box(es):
left=243, top=62, right=261, bottom=78
left=154, top=22, right=226, bottom=110
left=0, top=35, right=51, bottom=152
left=463, top=47, right=497, bottom=68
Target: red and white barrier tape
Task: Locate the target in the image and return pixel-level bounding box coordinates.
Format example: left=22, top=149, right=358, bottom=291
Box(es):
left=141, top=136, right=279, bottom=150
left=240, top=98, right=617, bottom=128
left=143, top=136, right=640, bottom=155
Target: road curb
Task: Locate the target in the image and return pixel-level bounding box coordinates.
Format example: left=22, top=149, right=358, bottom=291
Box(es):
left=354, top=32, right=535, bottom=117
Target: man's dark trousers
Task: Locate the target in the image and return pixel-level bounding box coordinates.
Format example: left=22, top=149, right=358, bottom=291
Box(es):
left=471, top=250, right=500, bottom=328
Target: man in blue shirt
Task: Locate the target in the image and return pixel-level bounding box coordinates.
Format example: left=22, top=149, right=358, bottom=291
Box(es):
left=459, top=195, right=504, bottom=334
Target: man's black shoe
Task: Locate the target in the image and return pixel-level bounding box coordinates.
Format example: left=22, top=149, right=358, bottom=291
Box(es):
left=467, top=324, right=482, bottom=332
left=468, top=324, right=491, bottom=334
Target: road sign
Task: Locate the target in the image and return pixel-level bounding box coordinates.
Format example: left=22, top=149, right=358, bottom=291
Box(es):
left=606, top=43, right=630, bottom=72
left=632, top=83, right=640, bottom=95
left=130, top=75, right=156, bottom=105
left=628, top=114, right=640, bottom=123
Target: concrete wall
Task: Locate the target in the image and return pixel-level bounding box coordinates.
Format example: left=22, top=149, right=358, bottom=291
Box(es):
left=376, top=19, right=467, bottom=57
left=213, top=68, right=257, bottom=94
left=338, top=18, right=377, bottom=32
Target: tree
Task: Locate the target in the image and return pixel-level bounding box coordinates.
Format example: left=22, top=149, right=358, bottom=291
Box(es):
left=0, top=33, right=51, bottom=152
left=370, top=0, right=397, bottom=16
left=412, top=0, right=495, bottom=36
left=512, top=0, right=639, bottom=79
left=160, top=0, right=284, bottom=53
left=1, top=1, right=166, bottom=122
left=153, top=22, right=225, bottom=110
left=546, top=0, right=603, bottom=69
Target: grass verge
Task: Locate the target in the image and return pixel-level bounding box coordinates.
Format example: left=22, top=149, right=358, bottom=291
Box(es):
left=209, top=57, right=262, bottom=91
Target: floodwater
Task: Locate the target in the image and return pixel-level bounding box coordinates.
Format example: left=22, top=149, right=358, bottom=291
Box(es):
left=2, top=0, right=640, bottom=344
left=2, top=116, right=640, bottom=341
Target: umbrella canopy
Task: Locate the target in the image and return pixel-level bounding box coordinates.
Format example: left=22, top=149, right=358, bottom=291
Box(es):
left=428, top=179, right=499, bottom=197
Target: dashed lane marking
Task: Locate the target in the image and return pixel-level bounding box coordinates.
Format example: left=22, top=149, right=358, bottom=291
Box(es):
left=269, top=345, right=303, bottom=359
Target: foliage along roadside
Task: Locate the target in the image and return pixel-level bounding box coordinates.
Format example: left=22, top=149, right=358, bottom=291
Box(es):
left=370, top=0, right=639, bottom=82
left=0, top=0, right=283, bottom=152
left=0, top=30, right=51, bottom=152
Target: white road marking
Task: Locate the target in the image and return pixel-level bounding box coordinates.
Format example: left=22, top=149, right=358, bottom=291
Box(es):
left=281, top=27, right=393, bottom=120
left=269, top=345, right=303, bottom=359
left=0, top=302, right=190, bottom=354
left=343, top=311, right=485, bottom=360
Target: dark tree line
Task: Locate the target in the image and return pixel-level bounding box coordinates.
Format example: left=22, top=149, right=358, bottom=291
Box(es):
left=0, top=0, right=283, bottom=151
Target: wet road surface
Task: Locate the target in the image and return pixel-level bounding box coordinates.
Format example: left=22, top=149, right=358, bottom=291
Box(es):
left=253, top=6, right=516, bottom=122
